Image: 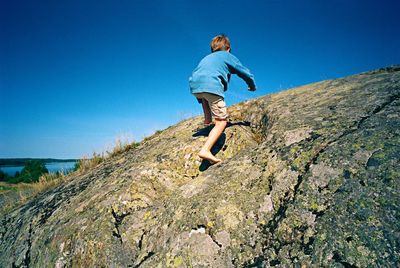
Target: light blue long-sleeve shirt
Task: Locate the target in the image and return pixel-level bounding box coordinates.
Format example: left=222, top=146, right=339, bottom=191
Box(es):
left=189, top=51, right=256, bottom=98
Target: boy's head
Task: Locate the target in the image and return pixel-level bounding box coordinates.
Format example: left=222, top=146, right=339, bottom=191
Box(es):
left=210, top=34, right=231, bottom=53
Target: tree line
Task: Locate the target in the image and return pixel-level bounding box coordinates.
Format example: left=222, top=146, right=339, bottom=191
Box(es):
left=0, top=160, right=62, bottom=183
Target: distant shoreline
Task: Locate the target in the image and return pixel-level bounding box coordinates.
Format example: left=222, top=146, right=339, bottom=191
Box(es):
left=0, top=158, right=78, bottom=167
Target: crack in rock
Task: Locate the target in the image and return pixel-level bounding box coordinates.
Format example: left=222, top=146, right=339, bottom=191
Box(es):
left=0, top=216, right=8, bottom=242
left=19, top=220, right=33, bottom=268
left=111, top=207, right=129, bottom=244
left=132, top=251, right=155, bottom=268
left=332, top=251, right=359, bottom=268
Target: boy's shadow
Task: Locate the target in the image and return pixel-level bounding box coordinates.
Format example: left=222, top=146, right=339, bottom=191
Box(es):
left=192, top=121, right=251, bottom=171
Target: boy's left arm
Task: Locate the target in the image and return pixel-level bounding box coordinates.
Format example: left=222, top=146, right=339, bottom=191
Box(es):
left=228, top=57, right=256, bottom=90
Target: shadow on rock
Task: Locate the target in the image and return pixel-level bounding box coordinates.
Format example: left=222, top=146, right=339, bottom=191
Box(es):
left=227, top=120, right=251, bottom=128
left=192, top=121, right=251, bottom=137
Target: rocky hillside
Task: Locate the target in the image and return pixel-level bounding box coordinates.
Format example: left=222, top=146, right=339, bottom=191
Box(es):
left=1, top=66, right=399, bottom=267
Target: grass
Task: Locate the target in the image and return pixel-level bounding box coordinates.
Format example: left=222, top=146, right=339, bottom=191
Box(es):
left=0, top=184, right=17, bottom=192
left=74, top=130, right=165, bottom=173
left=75, top=139, right=141, bottom=173
left=0, top=171, right=71, bottom=214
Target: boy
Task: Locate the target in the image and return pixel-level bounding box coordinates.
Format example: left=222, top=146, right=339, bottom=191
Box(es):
left=189, top=34, right=256, bottom=164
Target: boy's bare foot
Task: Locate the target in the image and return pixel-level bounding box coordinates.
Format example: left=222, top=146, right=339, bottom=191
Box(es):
left=198, top=149, right=221, bottom=164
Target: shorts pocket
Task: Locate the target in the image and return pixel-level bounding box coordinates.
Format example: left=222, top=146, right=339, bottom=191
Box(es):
left=216, top=100, right=226, bottom=108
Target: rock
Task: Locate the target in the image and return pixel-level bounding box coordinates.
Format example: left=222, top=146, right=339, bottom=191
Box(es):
left=0, top=65, right=399, bottom=267
left=284, top=127, right=313, bottom=146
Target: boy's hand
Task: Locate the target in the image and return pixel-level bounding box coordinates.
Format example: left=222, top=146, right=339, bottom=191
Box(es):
left=248, top=86, right=256, bottom=91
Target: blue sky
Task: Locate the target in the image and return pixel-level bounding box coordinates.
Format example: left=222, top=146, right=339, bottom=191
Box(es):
left=1, top=0, right=399, bottom=159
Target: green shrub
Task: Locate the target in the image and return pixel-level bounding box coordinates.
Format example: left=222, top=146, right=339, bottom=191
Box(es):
left=9, top=160, right=48, bottom=183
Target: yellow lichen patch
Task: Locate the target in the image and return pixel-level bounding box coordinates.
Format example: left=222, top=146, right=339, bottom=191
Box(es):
left=165, top=253, right=185, bottom=268
left=112, top=177, right=166, bottom=213
left=215, top=204, right=244, bottom=229
left=143, top=211, right=151, bottom=220
left=352, top=143, right=361, bottom=150
left=173, top=256, right=184, bottom=267
left=157, top=145, right=202, bottom=180
left=309, top=201, right=319, bottom=211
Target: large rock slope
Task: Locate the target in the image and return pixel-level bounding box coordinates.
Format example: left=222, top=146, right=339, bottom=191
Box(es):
left=1, top=66, right=399, bottom=267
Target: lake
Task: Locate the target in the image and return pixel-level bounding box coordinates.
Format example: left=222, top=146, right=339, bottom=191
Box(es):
left=0, top=161, right=77, bottom=176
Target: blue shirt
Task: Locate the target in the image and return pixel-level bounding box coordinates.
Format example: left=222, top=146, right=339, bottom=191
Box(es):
left=189, top=51, right=256, bottom=98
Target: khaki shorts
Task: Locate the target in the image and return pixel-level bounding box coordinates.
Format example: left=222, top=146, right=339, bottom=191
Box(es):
left=194, top=92, right=228, bottom=120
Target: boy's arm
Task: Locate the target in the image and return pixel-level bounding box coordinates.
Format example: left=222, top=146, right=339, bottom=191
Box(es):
left=227, top=56, right=256, bottom=90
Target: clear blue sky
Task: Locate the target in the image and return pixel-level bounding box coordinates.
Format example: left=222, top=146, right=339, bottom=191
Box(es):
left=1, top=0, right=399, bottom=159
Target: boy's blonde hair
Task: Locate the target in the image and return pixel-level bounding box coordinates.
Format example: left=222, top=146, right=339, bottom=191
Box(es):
left=210, top=34, right=231, bottom=52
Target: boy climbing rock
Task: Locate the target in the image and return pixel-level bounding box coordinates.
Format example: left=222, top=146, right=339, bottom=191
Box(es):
left=189, top=34, right=256, bottom=164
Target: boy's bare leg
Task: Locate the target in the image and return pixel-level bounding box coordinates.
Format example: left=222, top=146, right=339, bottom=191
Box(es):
left=201, top=99, right=212, bottom=125
left=199, top=119, right=227, bottom=163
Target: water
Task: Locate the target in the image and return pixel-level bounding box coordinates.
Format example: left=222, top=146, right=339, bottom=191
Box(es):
left=46, top=162, right=77, bottom=174
left=0, top=161, right=77, bottom=177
